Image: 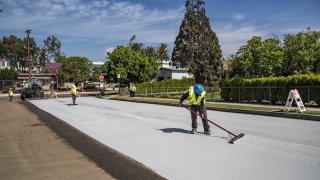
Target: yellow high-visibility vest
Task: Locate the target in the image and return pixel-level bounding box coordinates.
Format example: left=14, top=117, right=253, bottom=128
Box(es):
left=23, top=83, right=29, bottom=88
left=188, top=86, right=206, bottom=105
left=9, top=89, right=13, bottom=96
left=70, top=87, right=77, bottom=95
left=132, top=85, right=136, bottom=92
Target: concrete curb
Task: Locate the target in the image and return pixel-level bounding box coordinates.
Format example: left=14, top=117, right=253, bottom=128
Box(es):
left=111, top=98, right=320, bottom=121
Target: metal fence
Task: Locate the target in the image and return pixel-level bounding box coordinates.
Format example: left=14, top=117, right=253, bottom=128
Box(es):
left=219, top=86, right=320, bottom=106
left=135, top=85, right=320, bottom=106
left=136, top=87, right=187, bottom=98
left=0, top=80, right=15, bottom=92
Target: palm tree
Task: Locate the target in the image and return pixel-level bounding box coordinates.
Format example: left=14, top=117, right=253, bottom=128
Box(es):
left=144, top=46, right=157, bottom=57
left=158, top=43, right=169, bottom=62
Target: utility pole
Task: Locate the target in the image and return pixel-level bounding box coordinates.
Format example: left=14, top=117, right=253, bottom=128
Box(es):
left=25, top=29, right=31, bottom=79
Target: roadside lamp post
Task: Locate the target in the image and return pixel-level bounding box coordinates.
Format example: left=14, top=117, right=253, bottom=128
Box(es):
left=117, top=74, right=121, bottom=95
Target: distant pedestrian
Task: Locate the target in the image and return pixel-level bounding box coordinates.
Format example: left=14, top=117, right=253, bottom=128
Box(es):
left=70, top=85, right=79, bottom=104
left=179, top=84, right=210, bottom=135
left=8, top=88, right=13, bottom=102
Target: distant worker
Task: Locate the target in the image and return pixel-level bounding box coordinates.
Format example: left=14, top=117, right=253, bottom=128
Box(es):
left=129, top=83, right=137, bottom=97
left=70, top=84, right=79, bottom=104
left=8, top=87, right=14, bottom=102
left=179, top=84, right=210, bottom=135
left=23, top=80, right=29, bottom=89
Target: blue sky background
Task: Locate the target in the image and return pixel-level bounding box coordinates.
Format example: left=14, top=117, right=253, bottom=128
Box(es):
left=0, top=0, right=319, bottom=62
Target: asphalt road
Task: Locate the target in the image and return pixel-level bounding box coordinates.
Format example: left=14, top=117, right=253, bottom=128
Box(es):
left=30, top=97, right=320, bottom=180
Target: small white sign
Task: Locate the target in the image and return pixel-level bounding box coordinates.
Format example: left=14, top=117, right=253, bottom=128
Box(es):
left=284, top=89, right=306, bottom=113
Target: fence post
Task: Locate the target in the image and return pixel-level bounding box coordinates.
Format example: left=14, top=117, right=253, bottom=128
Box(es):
left=308, top=86, right=310, bottom=107
left=269, top=86, right=272, bottom=104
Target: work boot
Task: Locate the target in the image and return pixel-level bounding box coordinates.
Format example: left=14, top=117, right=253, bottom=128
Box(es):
left=204, top=129, right=211, bottom=135
left=191, top=128, right=197, bottom=134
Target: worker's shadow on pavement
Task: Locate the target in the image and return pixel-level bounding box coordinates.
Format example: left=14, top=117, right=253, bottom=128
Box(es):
left=157, top=128, right=231, bottom=142
left=157, top=128, right=191, bottom=134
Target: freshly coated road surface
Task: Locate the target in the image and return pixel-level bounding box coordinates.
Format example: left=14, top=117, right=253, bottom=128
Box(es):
left=30, top=97, right=320, bottom=180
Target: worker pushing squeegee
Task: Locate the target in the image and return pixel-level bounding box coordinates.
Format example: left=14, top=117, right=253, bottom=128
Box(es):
left=179, top=84, right=244, bottom=144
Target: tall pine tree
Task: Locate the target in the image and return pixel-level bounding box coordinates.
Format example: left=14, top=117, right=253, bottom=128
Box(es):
left=172, top=0, right=222, bottom=84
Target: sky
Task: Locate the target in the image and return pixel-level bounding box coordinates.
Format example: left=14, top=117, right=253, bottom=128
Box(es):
left=0, top=0, right=319, bottom=62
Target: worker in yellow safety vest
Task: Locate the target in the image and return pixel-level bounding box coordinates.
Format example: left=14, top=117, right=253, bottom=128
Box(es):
left=23, top=81, right=29, bottom=89
left=129, top=83, right=137, bottom=97
left=70, top=85, right=79, bottom=104
left=8, top=87, right=14, bottom=102
left=179, top=84, right=210, bottom=135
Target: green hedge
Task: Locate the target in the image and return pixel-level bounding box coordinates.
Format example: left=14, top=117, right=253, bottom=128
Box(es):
left=136, top=78, right=195, bottom=95
left=219, top=74, right=320, bottom=105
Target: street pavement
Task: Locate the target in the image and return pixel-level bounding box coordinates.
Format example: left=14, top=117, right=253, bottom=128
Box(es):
left=30, top=97, right=320, bottom=180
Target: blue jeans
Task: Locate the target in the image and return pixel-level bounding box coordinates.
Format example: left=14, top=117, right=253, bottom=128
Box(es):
left=8, top=96, right=13, bottom=102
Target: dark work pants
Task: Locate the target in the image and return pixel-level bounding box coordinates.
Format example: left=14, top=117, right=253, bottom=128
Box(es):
left=190, top=105, right=210, bottom=131
left=72, top=94, right=76, bottom=104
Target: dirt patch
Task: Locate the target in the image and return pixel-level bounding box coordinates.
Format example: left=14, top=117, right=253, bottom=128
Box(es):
left=0, top=98, right=113, bottom=180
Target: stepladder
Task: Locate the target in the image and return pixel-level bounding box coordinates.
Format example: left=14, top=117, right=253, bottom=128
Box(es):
left=285, top=89, right=306, bottom=113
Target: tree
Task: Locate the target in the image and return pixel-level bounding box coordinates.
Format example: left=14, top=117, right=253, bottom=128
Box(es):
left=230, top=36, right=284, bottom=78
left=43, top=36, right=61, bottom=63
left=90, top=64, right=108, bottom=82
left=157, top=43, right=169, bottom=62
left=230, top=28, right=320, bottom=78
left=282, top=28, right=320, bottom=75
left=0, top=35, right=24, bottom=70
left=57, top=56, right=92, bottom=83
left=128, top=34, right=143, bottom=53
left=144, top=46, right=157, bottom=58
left=106, top=45, right=160, bottom=84
left=172, top=0, right=222, bottom=84
left=0, top=68, right=19, bottom=80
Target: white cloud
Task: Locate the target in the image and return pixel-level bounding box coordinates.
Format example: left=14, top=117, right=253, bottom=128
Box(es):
left=105, top=47, right=114, bottom=53
left=233, top=13, right=246, bottom=20
left=0, top=0, right=184, bottom=60
left=216, top=25, right=267, bottom=57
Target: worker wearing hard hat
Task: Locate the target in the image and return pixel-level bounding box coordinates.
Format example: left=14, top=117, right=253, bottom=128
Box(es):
left=129, top=83, right=137, bottom=97
left=23, top=80, right=29, bottom=89
left=8, top=87, right=14, bottom=102
left=179, top=84, right=210, bottom=135
left=70, top=84, right=79, bottom=104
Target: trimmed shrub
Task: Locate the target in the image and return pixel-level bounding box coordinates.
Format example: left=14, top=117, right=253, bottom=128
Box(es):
left=219, top=74, right=320, bottom=105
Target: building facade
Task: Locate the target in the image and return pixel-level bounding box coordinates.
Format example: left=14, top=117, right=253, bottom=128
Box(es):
left=156, top=61, right=193, bottom=81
